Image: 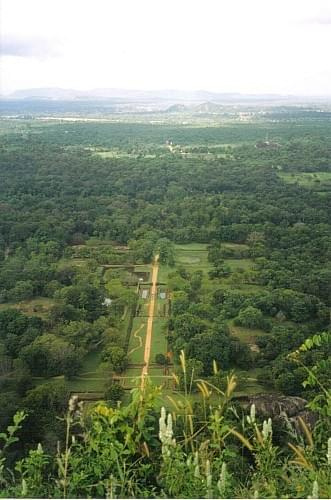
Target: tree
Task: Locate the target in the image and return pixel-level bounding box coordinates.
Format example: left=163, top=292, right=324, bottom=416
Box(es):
left=235, top=306, right=264, bottom=329
left=186, top=327, right=232, bottom=375
left=155, top=353, right=167, bottom=365
left=59, top=320, right=94, bottom=349
left=104, top=382, right=124, bottom=407
left=207, top=241, right=222, bottom=264
left=190, top=271, right=203, bottom=294
left=56, top=265, right=77, bottom=285
left=20, top=334, right=84, bottom=377
left=49, top=303, right=83, bottom=324
left=155, top=238, right=175, bottom=266
left=0, top=309, right=43, bottom=357
left=212, top=288, right=226, bottom=305
left=129, top=238, right=154, bottom=264
left=0, top=344, right=12, bottom=375
left=62, top=349, right=84, bottom=379
left=7, top=280, right=34, bottom=302
left=229, top=338, right=252, bottom=368
left=173, top=313, right=206, bottom=341
left=167, top=272, right=189, bottom=292
left=0, top=391, right=19, bottom=429
left=22, top=381, right=69, bottom=447
left=102, top=346, right=128, bottom=373
left=57, top=283, right=105, bottom=321
left=208, top=260, right=231, bottom=279
left=171, top=291, right=189, bottom=316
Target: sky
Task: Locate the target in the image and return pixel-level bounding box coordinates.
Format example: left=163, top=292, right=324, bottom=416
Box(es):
left=1, top=0, right=331, bottom=96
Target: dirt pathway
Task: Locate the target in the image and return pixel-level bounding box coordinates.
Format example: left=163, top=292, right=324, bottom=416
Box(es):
left=141, top=255, right=159, bottom=388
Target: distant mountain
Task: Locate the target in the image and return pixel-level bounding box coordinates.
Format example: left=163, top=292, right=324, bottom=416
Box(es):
left=6, top=87, right=295, bottom=102
left=165, top=102, right=225, bottom=113
left=7, top=87, right=234, bottom=101
left=165, top=103, right=189, bottom=112
left=194, top=101, right=224, bottom=113
left=4, top=88, right=331, bottom=109
left=9, top=88, right=82, bottom=100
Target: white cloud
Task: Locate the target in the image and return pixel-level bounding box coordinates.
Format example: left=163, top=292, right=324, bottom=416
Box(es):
left=1, top=35, right=61, bottom=58
left=1, top=0, right=331, bottom=95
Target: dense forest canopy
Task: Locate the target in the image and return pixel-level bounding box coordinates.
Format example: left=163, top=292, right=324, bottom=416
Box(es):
left=0, top=106, right=330, bottom=498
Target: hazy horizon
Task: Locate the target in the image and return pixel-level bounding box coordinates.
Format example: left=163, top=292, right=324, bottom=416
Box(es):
left=3, top=86, right=331, bottom=99
left=0, top=87, right=331, bottom=100
left=1, top=0, right=331, bottom=96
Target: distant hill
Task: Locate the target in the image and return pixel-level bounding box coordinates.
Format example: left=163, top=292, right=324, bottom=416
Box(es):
left=8, top=88, right=82, bottom=100
left=7, top=87, right=220, bottom=101
left=165, top=103, right=189, bottom=112
left=3, top=89, right=331, bottom=113
left=194, top=101, right=224, bottom=113
left=165, top=102, right=226, bottom=114
left=5, top=87, right=296, bottom=103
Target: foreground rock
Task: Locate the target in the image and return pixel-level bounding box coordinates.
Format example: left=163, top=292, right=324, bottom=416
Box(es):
left=235, top=393, right=318, bottom=431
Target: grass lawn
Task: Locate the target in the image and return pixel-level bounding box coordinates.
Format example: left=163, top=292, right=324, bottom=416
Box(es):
left=66, top=350, right=109, bottom=392
left=229, top=321, right=265, bottom=344
left=226, top=258, right=253, bottom=271
left=66, top=378, right=106, bottom=392
left=159, top=246, right=207, bottom=283
left=96, top=150, right=136, bottom=159
left=222, top=242, right=249, bottom=250
left=79, top=351, right=103, bottom=375
left=125, top=367, right=143, bottom=377
left=177, top=255, right=202, bottom=264
left=174, top=249, right=211, bottom=275
left=120, top=368, right=142, bottom=388
left=217, top=281, right=264, bottom=293
left=127, top=317, right=147, bottom=364
left=85, top=238, right=116, bottom=246
left=150, top=318, right=167, bottom=359
left=278, top=171, right=331, bottom=189
left=32, top=372, right=107, bottom=393
left=174, top=243, right=208, bottom=252
left=148, top=375, right=168, bottom=385
left=235, top=383, right=267, bottom=396
left=134, top=264, right=151, bottom=272
left=157, top=264, right=172, bottom=283
left=155, top=292, right=168, bottom=317
left=0, top=297, right=56, bottom=318
left=137, top=296, right=150, bottom=316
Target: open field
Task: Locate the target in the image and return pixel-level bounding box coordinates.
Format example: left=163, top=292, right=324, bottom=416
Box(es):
left=217, top=282, right=264, bottom=293
left=66, top=377, right=106, bottom=392
left=229, top=321, right=265, bottom=345
left=79, top=351, right=103, bottom=375
left=174, top=243, right=208, bottom=251
left=97, top=150, right=139, bottom=159
left=227, top=258, right=253, bottom=270
left=0, top=297, right=56, bottom=318
left=278, top=171, right=331, bottom=189
left=222, top=242, right=249, bottom=250
left=149, top=318, right=167, bottom=360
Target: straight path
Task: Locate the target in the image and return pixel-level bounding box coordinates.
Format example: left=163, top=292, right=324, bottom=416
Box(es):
left=141, top=254, right=159, bottom=388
